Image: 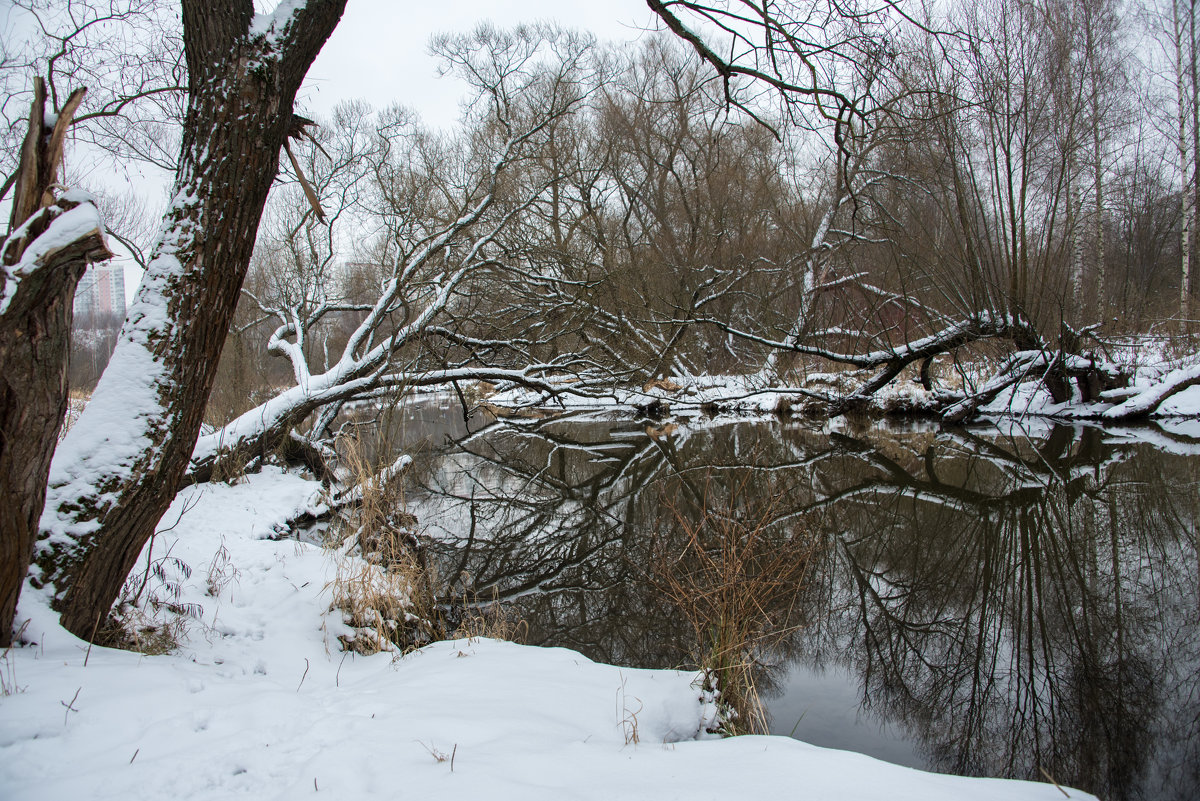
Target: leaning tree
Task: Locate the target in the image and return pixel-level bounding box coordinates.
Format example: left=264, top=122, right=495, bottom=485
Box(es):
left=33, top=0, right=347, bottom=641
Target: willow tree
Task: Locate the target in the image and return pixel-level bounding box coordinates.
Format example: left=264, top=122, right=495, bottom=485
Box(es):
left=35, top=0, right=347, bottom=640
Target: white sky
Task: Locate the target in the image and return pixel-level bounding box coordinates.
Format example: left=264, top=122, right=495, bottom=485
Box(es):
left=303, top=0, right=658, bottom=128
left=0, top=0, right=660, bottom=302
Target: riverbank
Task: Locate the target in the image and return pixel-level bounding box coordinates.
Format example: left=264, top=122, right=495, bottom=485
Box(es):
left=2, top=467, right=1092, bottom=800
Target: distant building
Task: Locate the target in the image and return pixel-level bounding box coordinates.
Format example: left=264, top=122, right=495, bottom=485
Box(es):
left=74, top=264, right=126, bottom=325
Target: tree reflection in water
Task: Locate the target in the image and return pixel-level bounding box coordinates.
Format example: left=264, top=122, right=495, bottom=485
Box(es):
left=405, top=409, right=1200, bottom=801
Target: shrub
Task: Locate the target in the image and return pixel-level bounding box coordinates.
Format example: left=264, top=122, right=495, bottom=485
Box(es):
left=649, top=471, right=819, bottom=735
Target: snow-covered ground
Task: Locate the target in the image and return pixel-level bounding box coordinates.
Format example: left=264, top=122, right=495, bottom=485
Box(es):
left=2, top=468, right=1094, bottom=800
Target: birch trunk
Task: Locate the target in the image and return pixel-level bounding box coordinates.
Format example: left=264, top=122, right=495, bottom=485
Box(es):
left=1190, top=0, right=1199, bottom=331
left=759, top=198, right=838, bottom=383
left=1177, top=0, right=1193, bottom=332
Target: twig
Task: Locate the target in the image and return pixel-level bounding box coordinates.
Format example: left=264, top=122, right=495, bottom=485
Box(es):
left=1038, top=766, right=1071, bottom=798
left=450, top=743, right=457, bottom=772
left=129, top=749, right=139, bottom=764
left=83, top=609, right=103, bottom=666
left=297, top=657, right=310, bottom=692
left=61, top=687, right=81, bottom=725
left=337, top=651, right=348, bottom=687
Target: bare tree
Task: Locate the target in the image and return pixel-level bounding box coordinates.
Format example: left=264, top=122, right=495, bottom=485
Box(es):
left=1144, top=0, right=1200, bottom=330
left=644, top=0, right=916, bottom=139
left=0, top=0, right=186, bottom=193
left=189, top=25, right=603, bottom=480
left=1173, top=0, right=1195, bottom=329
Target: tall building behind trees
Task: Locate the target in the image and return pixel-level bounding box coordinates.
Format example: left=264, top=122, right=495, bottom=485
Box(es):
left=73, top=264, right=126, bottom=327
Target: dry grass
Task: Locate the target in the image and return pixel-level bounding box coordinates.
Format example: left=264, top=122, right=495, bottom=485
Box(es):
left=326, top=422, right=529, bottom=653
left=104, top=518, right=206, bottom=655
left=450, top=585, right=528, bottom=643
left=205, top=540, right=239, bottom=597
left=59, top=389, right=91, bottom=440
left=97, top=607, right=191, bottom=656
left=1, top=620, right=30, bottom=695
left=617, top=675, right=643, bottom=745
left=328, top=547, right=437, bottom=654
left=649, top=471, right=819, bottom=736
left=325, top=433, right=440, bottom=655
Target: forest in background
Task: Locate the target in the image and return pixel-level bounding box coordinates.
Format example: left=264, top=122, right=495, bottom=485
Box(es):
left=23, top=0, right=1200, bottom=416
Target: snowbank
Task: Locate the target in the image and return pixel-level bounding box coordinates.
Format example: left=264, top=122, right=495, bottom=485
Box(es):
left=2, top=469, right=1092, bottom=800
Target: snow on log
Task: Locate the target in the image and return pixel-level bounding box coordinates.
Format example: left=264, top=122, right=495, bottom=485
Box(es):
left=940, top=351, right=1049, bottom=423
left=1102, top=361, right=1200, bottom=420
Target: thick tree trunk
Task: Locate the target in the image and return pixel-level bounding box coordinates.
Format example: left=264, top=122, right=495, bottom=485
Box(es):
left=0, top=77, right=108, bottom=646
left=35, top=0, right=346, bottom=640
left=0, top=202, right=109, bottom=645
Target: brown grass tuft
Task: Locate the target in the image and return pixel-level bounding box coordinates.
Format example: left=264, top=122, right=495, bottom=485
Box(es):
left=451, top=586, right=528, bottom=643
left=649, top=470, right=819, bottom=736
left=326, top=433, right=440, bottom=655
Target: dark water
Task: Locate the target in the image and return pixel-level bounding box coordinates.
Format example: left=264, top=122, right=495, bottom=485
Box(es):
left=396, top=395, right=1200, bottom=801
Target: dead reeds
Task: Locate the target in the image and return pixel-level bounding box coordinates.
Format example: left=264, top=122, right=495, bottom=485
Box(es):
left=325, top=432, right=439, bottom=655
left=649, top=470, right=819, bottom=736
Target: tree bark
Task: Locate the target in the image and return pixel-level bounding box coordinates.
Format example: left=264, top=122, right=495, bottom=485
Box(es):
left=35, top=0, right=347, bottom=640
left=1190, top=0, right=1199, bottom=332
left=1176, top=0, right=1194, bottom=331
left=0, top=204, right=109, bottom=646
left=1, top=79, right=108, bottom=646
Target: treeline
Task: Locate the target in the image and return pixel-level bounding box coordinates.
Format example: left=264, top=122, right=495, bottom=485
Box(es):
left=180, top=0, right=1200, bottom=427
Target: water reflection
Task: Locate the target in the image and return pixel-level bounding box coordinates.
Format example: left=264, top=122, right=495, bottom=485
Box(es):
left=404, top=407, right=1199, bottom=801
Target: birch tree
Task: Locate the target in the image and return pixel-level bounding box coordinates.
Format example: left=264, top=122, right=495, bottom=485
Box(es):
left=1171, top=0, right=1195, bottom=330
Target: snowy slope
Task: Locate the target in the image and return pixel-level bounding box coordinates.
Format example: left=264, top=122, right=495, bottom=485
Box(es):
left=1, top=469, right=1094, bottom=801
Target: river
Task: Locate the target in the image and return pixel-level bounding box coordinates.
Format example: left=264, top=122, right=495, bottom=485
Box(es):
left=388, top=394, right=1200, bottom=800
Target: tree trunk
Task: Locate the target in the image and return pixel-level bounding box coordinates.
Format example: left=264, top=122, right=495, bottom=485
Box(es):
left=0, top=202, right=109, bottom=646
left=1176, top=0, right=1194, bottom=332
left=35, top=0, right=346, bottom=640
left=1190, top=0, right=1199, bottom=332
left=0, top=79, right=108, bottom=646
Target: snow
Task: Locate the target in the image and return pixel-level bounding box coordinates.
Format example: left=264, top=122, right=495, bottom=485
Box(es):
left=1103, top=360, right=1200, bottom=418
left=38, top=334, right=168, bottom=548
left=250, top=0, right=310, bottom=42
left=0, top=202, right=104, bottom=315
left=38, top=185, right=204, bottom=559
left=2, top=468, right=1090, bottom=801
left=486, top=374, right=812, bottom=419
left=461, top=336, right=1200, bottom=428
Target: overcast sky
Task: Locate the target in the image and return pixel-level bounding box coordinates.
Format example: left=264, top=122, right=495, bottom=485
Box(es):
left=303, top=0, right=658, bottom=128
